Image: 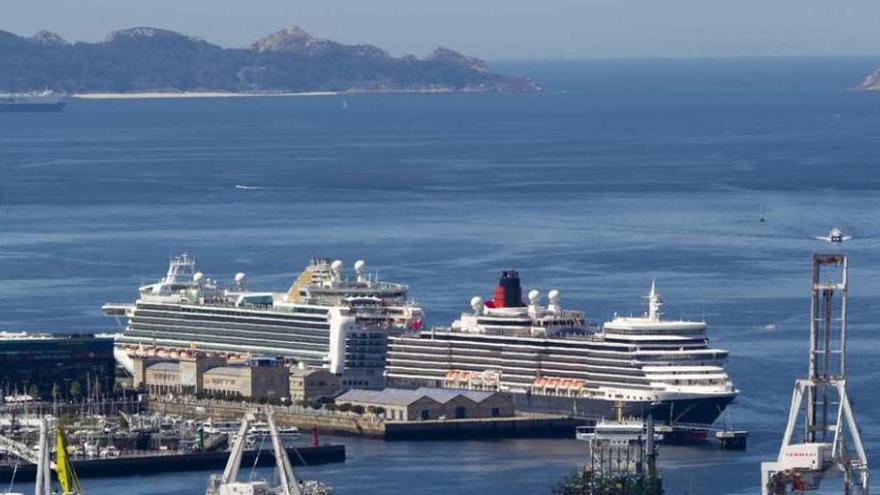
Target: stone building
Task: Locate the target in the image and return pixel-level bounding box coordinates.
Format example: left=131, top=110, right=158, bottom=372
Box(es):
left=289, top=367, right=340, bottom=403
left=335, top=387, right=514, bottom=421
left=201, top=357, right=289, bottom=400
left=136, top=354, right=289, bottom=400
left=131, top=352, right=224, bottom=392
left=144, top=362, right=182, bottom=394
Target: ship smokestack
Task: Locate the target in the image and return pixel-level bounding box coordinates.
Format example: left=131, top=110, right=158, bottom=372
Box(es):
left=493, top=270, right=525, bottom=308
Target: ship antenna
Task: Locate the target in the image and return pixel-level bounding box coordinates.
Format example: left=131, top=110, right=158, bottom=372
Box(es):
left=647, top=279, right=662, bottom=321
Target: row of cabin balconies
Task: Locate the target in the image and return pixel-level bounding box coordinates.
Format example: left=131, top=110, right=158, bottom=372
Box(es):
left=385, top=361, right=651, bottom=388
left=124, top=328, right=330, bottom=355
left=386, top=353, right=644, bottom=376
left=136, top=304, right=329, bottom=323
left=131, top=315, right=331, bottom=337
left=387, top=338, right=651, bottom=360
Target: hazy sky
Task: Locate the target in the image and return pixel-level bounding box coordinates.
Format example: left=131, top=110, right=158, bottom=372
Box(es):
left=4, top=0, right=880, bottom=60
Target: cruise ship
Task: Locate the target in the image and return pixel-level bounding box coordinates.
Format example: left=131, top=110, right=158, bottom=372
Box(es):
left=105, top=255, right=423, bottom=388
left=0, top=91, right=66, bottom=112
left=384, top=271, right=737, bottom=424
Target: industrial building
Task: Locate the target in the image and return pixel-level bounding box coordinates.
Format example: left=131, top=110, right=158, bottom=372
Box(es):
left=0, top=332, right=115, bottom=400
left=335, top=387, right=514, bottom=421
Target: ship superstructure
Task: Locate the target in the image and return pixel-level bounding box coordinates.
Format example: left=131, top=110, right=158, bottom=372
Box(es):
left=106, top=255, right=423, bottom=388
left=385, top=271, right=737, bottom=424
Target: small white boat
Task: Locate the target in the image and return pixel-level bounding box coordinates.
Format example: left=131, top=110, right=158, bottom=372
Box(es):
left=576, top=416, right=664, bottom=443
left=201, top=419, right=242, bottom=435
left=242, top=422, right=300, bottom=449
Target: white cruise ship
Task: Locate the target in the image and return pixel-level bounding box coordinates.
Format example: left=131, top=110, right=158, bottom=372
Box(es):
left=384, top=271, right=737, bottom=424
left=105, top=255, right=423, bottom=388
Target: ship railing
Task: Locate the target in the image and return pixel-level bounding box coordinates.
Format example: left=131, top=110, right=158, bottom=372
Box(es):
left=140, top=294, right=193, bottom=304
left=103, top=301, right=136, bottom=311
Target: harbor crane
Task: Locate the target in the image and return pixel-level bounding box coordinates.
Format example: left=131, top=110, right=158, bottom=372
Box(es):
left=761, top=254, right=869, bottom=494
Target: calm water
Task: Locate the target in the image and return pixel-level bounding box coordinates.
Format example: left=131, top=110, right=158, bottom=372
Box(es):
left=2, top=57, right=880, bottom=494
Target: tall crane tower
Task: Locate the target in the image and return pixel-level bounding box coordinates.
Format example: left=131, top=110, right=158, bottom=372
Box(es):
left=761, top=253, right=869, bottom=494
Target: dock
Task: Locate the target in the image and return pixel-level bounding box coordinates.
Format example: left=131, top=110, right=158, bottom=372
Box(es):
left=384, top=415, right=582, bottom=440
left=150, top=398, right=583, bottom=440
left=656, top=422, right=749, bottom=450
left=0, top=444, right=345, bottom=481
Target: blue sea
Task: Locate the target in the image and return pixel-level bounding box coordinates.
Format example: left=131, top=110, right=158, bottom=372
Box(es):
left=2, top=57, right=880, bottom=494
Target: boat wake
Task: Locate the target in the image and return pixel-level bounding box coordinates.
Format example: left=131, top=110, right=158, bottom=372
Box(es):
left=234, top=184, right=267, bottom=190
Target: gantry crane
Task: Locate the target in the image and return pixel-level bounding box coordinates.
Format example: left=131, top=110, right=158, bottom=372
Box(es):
left=761, top=254, right=869, bottom=494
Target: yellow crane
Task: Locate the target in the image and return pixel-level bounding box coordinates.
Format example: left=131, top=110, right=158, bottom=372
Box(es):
left=54, top=426, right=85, bottom=495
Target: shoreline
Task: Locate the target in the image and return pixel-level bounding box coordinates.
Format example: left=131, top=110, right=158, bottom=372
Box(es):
left=69, top=87, right=538, bottom=100
left=71, top=91, right=339, bottom=100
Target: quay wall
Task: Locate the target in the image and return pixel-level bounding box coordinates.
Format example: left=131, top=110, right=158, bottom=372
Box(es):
left=0, top=445, right=345, bottom=481
left=384, top=415, right=581, bottom=440
left=148, top=398, right=579, bottom=440
left=148, top=397, right=386, bottom=437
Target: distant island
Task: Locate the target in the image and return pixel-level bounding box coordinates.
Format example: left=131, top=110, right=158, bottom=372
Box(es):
left=858, top=67, right=880, bottom=91
left=0, top=26, right=538, bottom=94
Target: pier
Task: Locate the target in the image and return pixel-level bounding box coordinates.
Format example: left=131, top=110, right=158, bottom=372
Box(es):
left=384, top=415, right=582, bottom=440
left=658, top=422, right=749, bottom=450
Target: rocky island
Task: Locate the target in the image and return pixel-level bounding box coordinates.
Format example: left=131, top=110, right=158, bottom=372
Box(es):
left=857, top=67, right=880, bottom=91
left=0, top=26, right=537, bottom=94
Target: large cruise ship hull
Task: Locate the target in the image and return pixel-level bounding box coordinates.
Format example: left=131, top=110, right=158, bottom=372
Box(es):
left=385, top=324, right=738, bottom=425
left=512, top=391, right=736, bottom=424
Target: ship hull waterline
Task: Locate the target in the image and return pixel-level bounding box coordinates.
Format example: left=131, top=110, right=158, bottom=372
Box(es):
left=512, top=391, right=736, bottom=425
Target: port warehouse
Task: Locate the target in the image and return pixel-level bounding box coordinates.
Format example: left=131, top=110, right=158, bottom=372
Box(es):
left=335, top=388, right=514, bottom=421
left=0, top=333, right=115, bottom=398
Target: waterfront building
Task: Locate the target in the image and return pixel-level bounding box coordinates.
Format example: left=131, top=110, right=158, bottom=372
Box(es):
left=132, top=351, right=225, bottom=392
left=335, top=387, right=514, bottom=421
left=289, top=367, right=340, bottom=403
left=0, top=332, right=115, bottom=399
left=138, top=355, right=289, bottom=400
left=202, top=360, right=289, bottom=400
